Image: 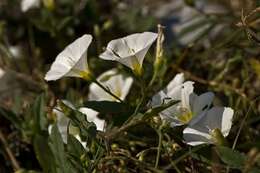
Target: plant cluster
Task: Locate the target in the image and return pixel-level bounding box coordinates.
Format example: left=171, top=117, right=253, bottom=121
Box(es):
left=0, top=0, right=260, bottom=173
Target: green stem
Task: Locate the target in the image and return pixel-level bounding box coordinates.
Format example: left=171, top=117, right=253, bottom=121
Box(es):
left=148, top=69, right=158, bottom=87
left=155, top=127, right=163, bottom=168
left=92, top=79, right=123, bottom=103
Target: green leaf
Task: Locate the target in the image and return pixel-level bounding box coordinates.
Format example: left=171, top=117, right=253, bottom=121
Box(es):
left=67, top=135, right=87, bottom=172
left=84, top=101, right=131, bottom=114
left=48, top=124, right=71, bottom=173
left=216, top=146, right=246, bottom=169
left=33, top=134, right=56, bottom=173
left=67, top=134, right=86, bottom=159
left=32, top=93, right=48, bottom=133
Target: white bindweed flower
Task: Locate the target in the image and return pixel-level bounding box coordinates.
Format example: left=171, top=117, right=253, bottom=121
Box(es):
left=99, top=32, right=158, bottom=76
left=88, top=68, right=133, bottom=101
left=183, top=107, right=234, bottom=146
left=45, top=34, right=93, bottom=81
left=21, top=0, right=41, bottom=12
left=151, top=73, right=215, bottom=126
left=79, top=108, right=105, bottom=132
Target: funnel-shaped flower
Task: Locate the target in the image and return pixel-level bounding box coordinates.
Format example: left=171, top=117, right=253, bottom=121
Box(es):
left=151, top=73, right=214, bottom=126
left=45, top=34, right=92, bottom=81
left=183, top=107, right=234, bottom=146
left=99, top=32, right=158, bottom=76
left=88, top=68, right=133, bottom=101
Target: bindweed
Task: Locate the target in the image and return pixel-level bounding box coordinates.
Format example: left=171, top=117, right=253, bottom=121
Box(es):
left=44, top=34, right=93, bottom=81
left=48, top=100, right=106, bottom=146
left=99, top=32, right=158, bottom=76
left=21, top=0, right=40, bottom=12
left=152, top=73, right=214, bottom=126
left=183, top=107, right=234, bottom=146
left=88, top=68, right=133, bottom=101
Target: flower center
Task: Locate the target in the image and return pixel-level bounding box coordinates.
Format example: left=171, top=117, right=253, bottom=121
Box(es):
left=79, top=70, right=93, bottom=81
left=132, top=58, right=143, bottom=76
left=113, top=89, right=122, bottom=99
left=111, top=82, right=122, bottom=101
left=177, top=107, right=193, bottom=123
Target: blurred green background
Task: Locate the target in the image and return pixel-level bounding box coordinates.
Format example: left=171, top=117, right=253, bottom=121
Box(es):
left=0, top=0, right=259, bottom=172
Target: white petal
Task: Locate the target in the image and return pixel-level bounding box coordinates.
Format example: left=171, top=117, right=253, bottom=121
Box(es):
left=79, top=107, right=105, bottom=131
left=150, top=90, right=180, bottom=121
left=166, top=85, right=183, bottom=100
left=192, top=92, right=214, bottom=115
left=183, top=127, right=212, bottom=146
left=99, top=32, right=157, bottom=70
left=119, top=75, right=134, bottom=100
left=220, top=107, right=234, bottom=137
left=181, top=81, right=194, bottom=110
left=165, top=73, right=185, bottom=93
left=151, top=91, right=168, bottom=107
left=74, top=134, right=87, bottom=148
left=160, top=104, right=179, bottom=122
left=188, top=107, right=233, bottom=137
left=122, top=32, right=158, bottom=54
left=79, top=107, right=99, bottom=122
left=88, top=69, right=117, bottom=101
left=21, top=0, right=40, bottom=12
left=183, top=106, right=234, bottom=146
left=88, top=68, right=133, bottom=101
left=151, top=76, right=194, bottom=126
left=45, top=34, right=92, bottom=81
